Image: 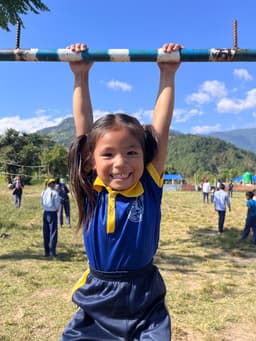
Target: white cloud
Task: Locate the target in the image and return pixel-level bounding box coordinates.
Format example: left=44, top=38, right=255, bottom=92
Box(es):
left=92, top=109, right=113, bottom=121
left=186, top=92, right=210, bottom=105
left=131, top=109, right=153, bottom=123
left=200, top=80, right=227, bottom=98
left=0, top=115, right=65, bottom=135
left=217, top=88, right=256, bottom=113
left=233, top=68, right=253, bottom=81
left=174, top=108, right=203, bottom=123
left=191, top=124, right=221, bottom=134
left=186, top=80, right=227, bottom=105
left=104, top=80, right=132, bottom=92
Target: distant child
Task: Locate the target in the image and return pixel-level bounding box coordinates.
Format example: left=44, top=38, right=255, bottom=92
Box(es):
left=240, top=191, right=256, bottom=245
left=41, top=178, right=60, bottom=257
left=60, top=42, right=182, bottom=340
left=57, top=178, right=71, bottom=228
left=12, top=175, right=24, bottom=208
left=213, top=183, right=231, bottom=233
left=228, top=180, right=234, bottom=197
left=202, top=178, right=210, bottom=203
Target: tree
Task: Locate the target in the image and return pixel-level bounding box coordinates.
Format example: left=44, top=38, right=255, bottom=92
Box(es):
left=40, top=144, right=68, bottom=179
left=0, top=128, right=55, bottom=183
left=0, top=0, right=50, bottom=31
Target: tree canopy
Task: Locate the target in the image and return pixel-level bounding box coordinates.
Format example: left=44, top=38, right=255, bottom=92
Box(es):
left=0, top=129, right=68, bottom=184
left=0, top=0, right=49, bottom=31
left=166, top=133, right=256, bottom=183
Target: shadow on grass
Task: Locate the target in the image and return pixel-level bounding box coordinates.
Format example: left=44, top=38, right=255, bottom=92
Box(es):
left=0, top=242, right=86, bottom=262
left=188, top=226, right=254, bottom=254
left=156, top=226, right=256, bottom=272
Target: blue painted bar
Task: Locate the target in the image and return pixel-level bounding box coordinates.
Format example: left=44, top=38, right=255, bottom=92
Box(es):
left=180, top=49, right=211, bottom=62
left=81, top=49, right=110, bottom=62
left=0, top=48, right=256, bottom=62
left=35, top=49, right=60, bottom=61
left=129, top=49, right=158, bottom=61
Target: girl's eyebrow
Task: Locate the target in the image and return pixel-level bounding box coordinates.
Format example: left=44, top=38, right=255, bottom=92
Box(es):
left=99, top=143, right=141, bottom=150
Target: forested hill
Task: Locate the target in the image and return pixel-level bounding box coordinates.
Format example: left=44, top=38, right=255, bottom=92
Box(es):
left=167, top=134, right=256, bottom=178
left=37, top=117, right=75, bottom=146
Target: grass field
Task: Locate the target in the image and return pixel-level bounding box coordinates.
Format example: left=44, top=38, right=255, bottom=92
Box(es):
left=0, top=183, right=256, bottom=341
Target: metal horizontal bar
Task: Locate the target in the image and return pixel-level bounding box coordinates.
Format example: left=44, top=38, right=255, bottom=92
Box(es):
left=0, top=48, right=256, bottom=62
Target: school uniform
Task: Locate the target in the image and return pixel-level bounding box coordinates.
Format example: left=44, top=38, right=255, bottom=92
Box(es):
left=241, top=199, right=256, bottom=244
left=213, top=189, right=231, bottom=233
left=41, top=185, right=60, bottom=256
left=60, top=163, right=171, bottom=341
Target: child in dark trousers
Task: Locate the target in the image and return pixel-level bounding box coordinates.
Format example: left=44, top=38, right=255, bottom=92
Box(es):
left=41, top=178, right=60, bottom=257
left=56, top=178, right=71, bottom=228
left=240, top=191, right=256, bottom=245
left=12, top=175, right=24, bottom=208
left=60, top=42, right=182, bottom=340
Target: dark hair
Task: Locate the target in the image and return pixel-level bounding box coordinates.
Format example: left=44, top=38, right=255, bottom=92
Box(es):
left=220, top=183, right=225, bottom=190
left=246, top=191, right=254, bottom=199
left=68, top=113, right=158, bottom=230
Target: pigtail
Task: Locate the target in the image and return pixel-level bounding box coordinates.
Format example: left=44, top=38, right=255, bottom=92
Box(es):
left=68, top=135, right=96, bottom=230
left=143, top=124, right=158, bottom=165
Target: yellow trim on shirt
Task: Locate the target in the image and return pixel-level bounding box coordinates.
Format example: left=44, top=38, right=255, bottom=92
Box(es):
left=146, top=163, right=164, bottom=187
left=71, top=268, right=90, bottom=297
left=107, top=191, right=116, bottom=233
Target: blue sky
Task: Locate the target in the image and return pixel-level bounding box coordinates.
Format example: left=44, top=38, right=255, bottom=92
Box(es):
left=0, top=0, right=256, bottom=135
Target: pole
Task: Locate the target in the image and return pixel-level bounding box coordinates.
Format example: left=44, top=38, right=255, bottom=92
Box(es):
left=0, top=47, right=256, bottom=62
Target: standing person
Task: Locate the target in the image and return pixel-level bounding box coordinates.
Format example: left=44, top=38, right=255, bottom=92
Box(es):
left=60, top=42, right=182, bottom=341
left=210, top=186, right=216, bottom=203
left=213, top=183, right=231, bottom=234
left=202, top=178, right=210, bottom=203
left=239, top=191, right=256, bottom=245
left=57, top=178, right=71, bottom=228
left=228, top=180, right=234, bottom=197
left=41, top=178, right=60, bottom=257
left=12, top=175, right=24, bottom=208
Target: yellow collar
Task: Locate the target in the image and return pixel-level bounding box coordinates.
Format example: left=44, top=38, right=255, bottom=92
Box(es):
left=93, top=177, right=144, bottom=234
left=93, top=176, right=144, bottom=197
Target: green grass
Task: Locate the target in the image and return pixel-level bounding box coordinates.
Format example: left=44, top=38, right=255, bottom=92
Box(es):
left=0, top=184, right=256, bottom=340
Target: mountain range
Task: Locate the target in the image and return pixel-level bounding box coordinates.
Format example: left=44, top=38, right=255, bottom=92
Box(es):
left=37, top=117, right=256, bottom=154
left=208, top=128, right=256, bottom=154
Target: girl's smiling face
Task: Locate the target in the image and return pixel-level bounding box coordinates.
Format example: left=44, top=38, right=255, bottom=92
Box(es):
left=91, top=127, right=144, bottom=191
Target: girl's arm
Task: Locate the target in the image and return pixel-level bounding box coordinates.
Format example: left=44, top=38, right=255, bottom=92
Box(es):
left=151, top=43, right=183, bottom=176
left=68, top=43, right=93, bottom=137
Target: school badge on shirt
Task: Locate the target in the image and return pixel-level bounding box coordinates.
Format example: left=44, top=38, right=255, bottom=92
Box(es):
left=127, top=196, right=144, bottom=223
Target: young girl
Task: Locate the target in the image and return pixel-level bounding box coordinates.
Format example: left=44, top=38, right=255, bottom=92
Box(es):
left=60, top=42, right=182, bottom=341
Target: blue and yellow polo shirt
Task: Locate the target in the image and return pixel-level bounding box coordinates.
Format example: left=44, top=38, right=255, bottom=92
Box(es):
left=84, top=163, right=164, bottom=271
